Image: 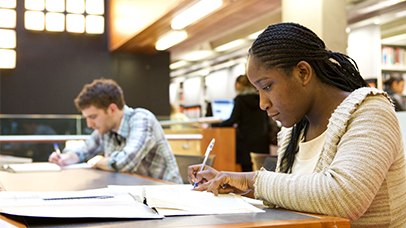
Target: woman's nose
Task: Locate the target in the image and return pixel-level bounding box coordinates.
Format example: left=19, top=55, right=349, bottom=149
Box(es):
left=259, top=94, right=271, bottom=111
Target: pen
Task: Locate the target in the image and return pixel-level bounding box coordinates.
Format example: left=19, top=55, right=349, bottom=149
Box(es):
left=54, top=143, right=61, bottom=158
left=194, top=138, right=215, bottom=188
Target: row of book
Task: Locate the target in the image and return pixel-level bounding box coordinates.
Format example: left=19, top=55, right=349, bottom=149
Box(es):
left=381, top=46, right=406, bottom=67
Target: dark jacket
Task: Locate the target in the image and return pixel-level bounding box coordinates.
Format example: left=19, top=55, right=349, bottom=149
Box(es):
left=214, top=93, right=270, bottom=167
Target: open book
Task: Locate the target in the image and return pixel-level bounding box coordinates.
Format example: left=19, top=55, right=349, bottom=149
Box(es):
left=0, top=185, right=264, bottom=219
left=108, top=184, right=265, bottom=216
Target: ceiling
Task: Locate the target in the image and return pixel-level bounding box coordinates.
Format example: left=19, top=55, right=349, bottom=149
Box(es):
left=108, top=0, right=406, bottom=73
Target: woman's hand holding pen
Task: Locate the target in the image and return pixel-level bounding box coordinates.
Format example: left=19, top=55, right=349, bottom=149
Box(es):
left=188, top=164, right=219, bottom=186
left=190, top=166, right=256, bottom=197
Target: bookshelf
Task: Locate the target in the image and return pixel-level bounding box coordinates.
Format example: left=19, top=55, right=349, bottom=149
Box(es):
left=381, top=45, right=406, bottom=94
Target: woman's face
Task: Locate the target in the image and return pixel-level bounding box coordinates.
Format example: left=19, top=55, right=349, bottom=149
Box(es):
left=246, top=56, right=310, bottom=128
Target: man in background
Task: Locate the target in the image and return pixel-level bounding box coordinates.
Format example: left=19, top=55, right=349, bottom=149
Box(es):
left=49, top=78, right=182, bottom=183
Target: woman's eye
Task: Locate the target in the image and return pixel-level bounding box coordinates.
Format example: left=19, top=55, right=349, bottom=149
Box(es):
left=262, top=85, right=271, bottom=91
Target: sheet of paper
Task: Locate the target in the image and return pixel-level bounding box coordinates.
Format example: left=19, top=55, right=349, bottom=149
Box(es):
left=108, top=184, right=265, bottom=216
left=0, top=188, right=162, bottom=219
left=62, top=162, right=93, bottom=169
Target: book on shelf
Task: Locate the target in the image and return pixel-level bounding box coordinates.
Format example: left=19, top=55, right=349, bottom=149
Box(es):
left=0, top=185, right=265, bottom=219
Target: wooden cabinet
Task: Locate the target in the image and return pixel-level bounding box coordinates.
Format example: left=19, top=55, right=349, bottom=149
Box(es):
left=164, top=127, right=237, bottom=171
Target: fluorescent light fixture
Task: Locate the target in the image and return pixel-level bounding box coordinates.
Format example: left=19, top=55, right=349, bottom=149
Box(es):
left=86, top=15, right=104, bottom=34
left=214, top=39, right=245, bottom=52
left=86, top=0, right=104, bottom=15
left=170, top=60, right=189, bottom=69
left=0, top=9, right=16, bottom=28
left=395, top=10, right=406, bottom=18
left=66, top=14, right=85, bottom=33
left=46, top=0, right=64, bottom=12
left=0, top=29, right=16, bottom=48
left=381, top=34, right=406, bottom=44
left=67, top=0, right=85, bottom=13
left=46, top=13, right=65, bottom=32
left=0, top=49, right=16, bottom=69
left=182, top=50, right=213, bottom=61
left=357, top=0, right=404, bottom=14
left=247, top=30, right=263, bottom=40
left=156, top=31, right=187, bottom=51
left=25, top=0, right=44, bottom=10
left=0, top=0, right=16, bottom=8
left=171, top=0, right=222, bottom=30
left=25, top=11, right=45, bottom=30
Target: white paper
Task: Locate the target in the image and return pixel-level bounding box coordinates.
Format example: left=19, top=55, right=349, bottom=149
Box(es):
left=3, top=163, right=61, bottom=173
left=0, top=188, right=162, bottom=219
left=107, top=184, right=265, bottom=216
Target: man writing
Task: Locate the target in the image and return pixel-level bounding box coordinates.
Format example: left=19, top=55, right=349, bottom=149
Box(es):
left=49, top=78, right=182, bottom=183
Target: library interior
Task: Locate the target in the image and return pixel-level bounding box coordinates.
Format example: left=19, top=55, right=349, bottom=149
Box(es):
left=1, top=0, right=406, bottom=227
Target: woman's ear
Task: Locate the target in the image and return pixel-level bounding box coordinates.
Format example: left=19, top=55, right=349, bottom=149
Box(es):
left=296, top=61, right=312, bottom=86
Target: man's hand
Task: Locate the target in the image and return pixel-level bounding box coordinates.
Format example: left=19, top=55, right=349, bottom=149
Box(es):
left=92, top=157, right=114, bottom=171
left=48, top=151, right=80, bottom=166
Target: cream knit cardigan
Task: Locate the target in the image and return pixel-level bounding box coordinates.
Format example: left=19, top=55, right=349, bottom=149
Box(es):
left=254, top=87, right=406, bottom=227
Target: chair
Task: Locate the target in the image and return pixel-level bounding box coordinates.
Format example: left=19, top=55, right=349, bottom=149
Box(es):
left=250, top=152, right=277, bottom=171
left=175, top=154, right=216, bottom=184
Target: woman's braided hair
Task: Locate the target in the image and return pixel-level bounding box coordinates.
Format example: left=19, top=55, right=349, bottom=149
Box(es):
left=249, top=22, right=369, bottom=173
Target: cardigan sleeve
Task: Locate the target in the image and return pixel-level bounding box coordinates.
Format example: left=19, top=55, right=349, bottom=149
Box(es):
left=254, top=94, right=403, bottom=221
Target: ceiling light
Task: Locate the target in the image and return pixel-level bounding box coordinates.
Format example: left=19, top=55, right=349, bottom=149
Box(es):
left=171, top=0, right=222, bottom=30
left=66, top=14, right=85, bottom=33
left=25, top=0, right=44, bottom=10
left=46, top=0, right=65, bottom=12
left=24, top=11, right=45, bottom=31
left=0, top=9, right=16, bottom=28
left=0, top=29, right=16, bottom=48
left=182, top=50, right=213, bottom=61
left=86, top=0, right=104, bottom=15
left=67, top=0, right=85, bottom=14
left=86, top=15, right=104, bottom=34
left=395, top=10, right=406, bottom=17
left=0, top=0, right=16, bottom=8
left=214, top=39, right=246, bottom=52
left=381, top=34, right=406, bottom=44
left=247, top=30, right=263, bottom=40
left=156, top=31, right=187, bottom=51
left=170, top=60, right=189, bottom=70
left=0, top=49, right=16, bottom=69
left=46, top=13, right=65, bottom=32
left=357, top=0, right=404, bottom=14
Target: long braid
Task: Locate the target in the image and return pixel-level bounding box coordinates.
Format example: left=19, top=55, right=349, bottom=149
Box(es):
left=249, top=22, right=369, bottom=173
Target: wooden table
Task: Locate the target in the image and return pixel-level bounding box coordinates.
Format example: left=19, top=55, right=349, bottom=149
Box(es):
left=0, top=169, right=350, bottom=228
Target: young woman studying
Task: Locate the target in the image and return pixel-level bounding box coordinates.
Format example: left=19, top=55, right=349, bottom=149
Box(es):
left=188, top=22, right=406, bottom=227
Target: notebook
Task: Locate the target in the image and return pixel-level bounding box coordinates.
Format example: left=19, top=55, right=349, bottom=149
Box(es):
left=3, top=162, right=61, bottom=173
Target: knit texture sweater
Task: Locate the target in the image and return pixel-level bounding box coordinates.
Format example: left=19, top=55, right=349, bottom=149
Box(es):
left=254, top=87, right=406, bottom=227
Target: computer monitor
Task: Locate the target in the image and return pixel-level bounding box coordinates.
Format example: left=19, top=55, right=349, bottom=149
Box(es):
left=211, top=99, right=234, bottom=120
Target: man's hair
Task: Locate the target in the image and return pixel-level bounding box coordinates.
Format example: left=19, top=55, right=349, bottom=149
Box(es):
left=74, top=78, right=125, bottom=111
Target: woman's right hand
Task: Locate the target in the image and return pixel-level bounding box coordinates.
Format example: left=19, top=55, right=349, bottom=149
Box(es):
left=187, top=164, right=219, bottom=187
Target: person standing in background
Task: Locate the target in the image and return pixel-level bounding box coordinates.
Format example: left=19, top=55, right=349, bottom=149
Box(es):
left=384, top=73, right=406, bottom=111
left=213, top=75, right=277, bottom=171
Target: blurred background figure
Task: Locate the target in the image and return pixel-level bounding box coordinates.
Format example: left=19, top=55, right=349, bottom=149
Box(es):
left=170, top=104, right=190, bottom=130
left=384, top=73, right=406, bottom=111
left=213, top=74, right=279, bottom=171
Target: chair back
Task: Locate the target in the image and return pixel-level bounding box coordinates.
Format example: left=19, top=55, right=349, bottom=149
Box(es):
left=175, top=154, right=216, bottom=184
left=250, top=152, right=277, bottom=171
